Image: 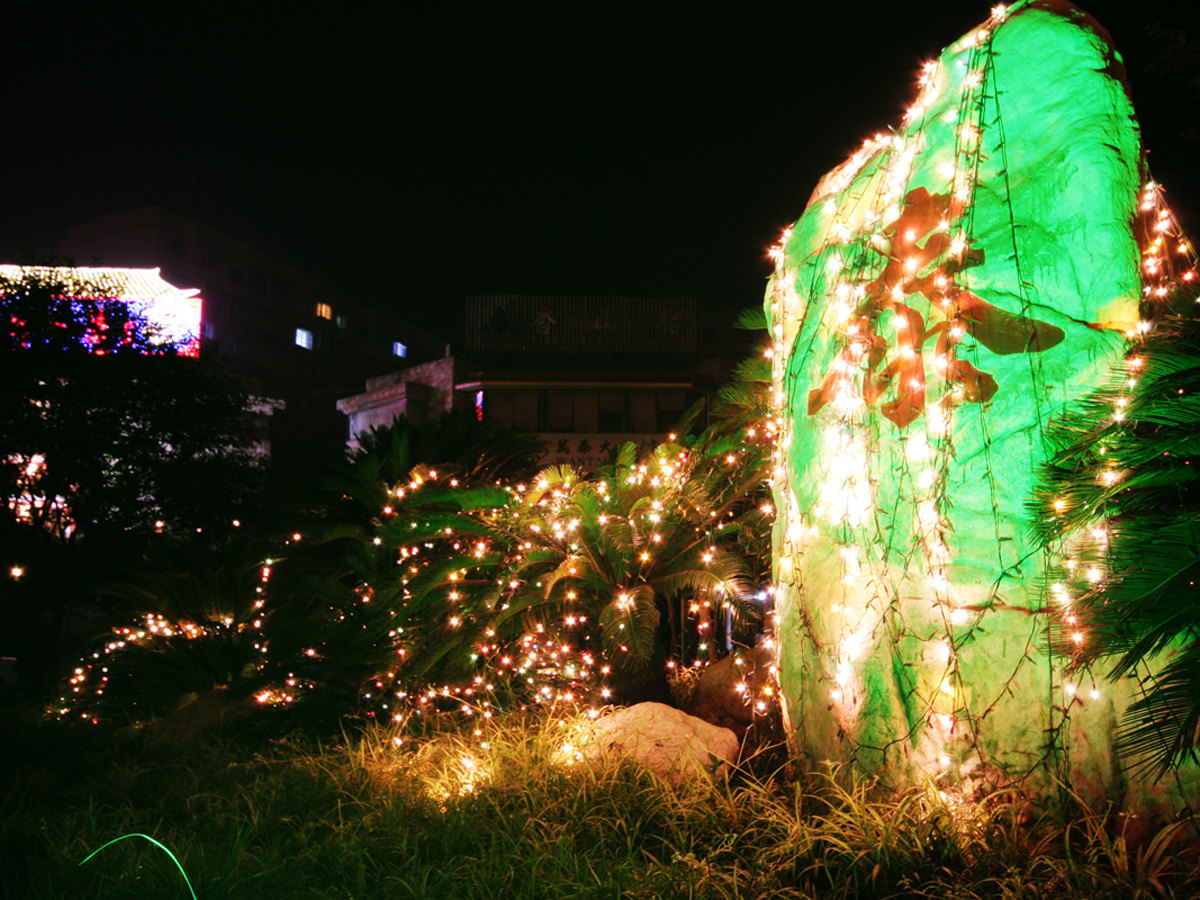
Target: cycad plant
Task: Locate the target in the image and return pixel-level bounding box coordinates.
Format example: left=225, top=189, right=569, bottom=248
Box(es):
left=394, top=427, right=769, bottom=706
left=712, top=307, right=774, bottom=428
left=260, top=413, right=543, bottom=722
left=710, top=305, right=776, bottom=578
left=352, top=409, right=548, bottom=486
left=1030, top=306, right=1200, bottom=774
left=52, top=534, right=270, bottom=729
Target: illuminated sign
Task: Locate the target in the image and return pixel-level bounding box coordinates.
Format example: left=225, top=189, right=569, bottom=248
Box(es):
left=0, top=265, right=202, bottom=357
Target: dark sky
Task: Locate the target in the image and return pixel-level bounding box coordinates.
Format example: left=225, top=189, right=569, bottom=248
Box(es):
left=5, top=2, right=1197, bottom=341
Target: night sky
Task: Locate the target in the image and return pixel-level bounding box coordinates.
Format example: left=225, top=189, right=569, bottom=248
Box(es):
left=5, top=2, right=1197, bottom=342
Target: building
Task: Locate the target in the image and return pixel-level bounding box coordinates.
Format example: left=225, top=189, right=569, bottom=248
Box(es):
left=60, top=207, right=448, bottom=467
left=336, top=357, right=466, bottom=450
left=336, top=296, right=759, bottom=469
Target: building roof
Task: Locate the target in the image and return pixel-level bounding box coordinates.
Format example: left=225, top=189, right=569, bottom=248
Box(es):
left=0, top=265, right=201, bottom=303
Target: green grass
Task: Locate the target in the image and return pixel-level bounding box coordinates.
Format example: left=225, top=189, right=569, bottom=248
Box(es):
left=2, top=704, right=1198, bottom=899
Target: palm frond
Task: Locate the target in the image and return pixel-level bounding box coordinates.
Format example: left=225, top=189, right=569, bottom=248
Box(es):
left=1031, top=310, right=1200, bottom=772
left=1115, top=640, right=1200, bottom=776
left=734, top=306, right=769, bottom=330
left=598, top=584, right=660, bottom=670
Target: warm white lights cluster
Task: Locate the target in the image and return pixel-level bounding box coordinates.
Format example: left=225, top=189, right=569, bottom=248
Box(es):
left=5, top=452, right=73, bottom=538
left=1043, top=180, right=1200, bottom=718
left=55, top=607, right=270, bottom=722
left=55, top=421, right=783, bottom=734
left=1138, top=181, right=1196, bottom=308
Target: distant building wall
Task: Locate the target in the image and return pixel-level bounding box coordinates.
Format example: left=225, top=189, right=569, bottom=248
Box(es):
left=338, top=297, right=760, bottom=472
left=337, top=357, right=462, bottom=450
left=465, top=295, right=696, bottom=354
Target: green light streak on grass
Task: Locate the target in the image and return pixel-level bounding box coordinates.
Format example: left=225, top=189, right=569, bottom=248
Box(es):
left=79, top=832, right=198, bottom=900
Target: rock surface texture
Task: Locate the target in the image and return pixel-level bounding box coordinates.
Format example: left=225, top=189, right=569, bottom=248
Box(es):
left=690, top=647, right=775, bottom=733
left=582, top=702, right=739, bottom=782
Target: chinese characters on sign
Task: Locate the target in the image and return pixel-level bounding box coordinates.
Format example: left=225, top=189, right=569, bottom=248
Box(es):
left=543, top=434, right=662, bottom=471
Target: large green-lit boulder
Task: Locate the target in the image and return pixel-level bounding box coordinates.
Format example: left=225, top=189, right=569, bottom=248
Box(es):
left=767, top=0, right=1197, bottom=812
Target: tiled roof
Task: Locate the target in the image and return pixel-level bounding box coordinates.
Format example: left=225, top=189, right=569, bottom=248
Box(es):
left=0, top=265, right=200, bottom=302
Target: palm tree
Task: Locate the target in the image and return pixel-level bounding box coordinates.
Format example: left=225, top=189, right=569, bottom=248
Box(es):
left=260, top=413, right=542, bottom=722
left=1031, top=307, right=1200, bottom=774
left=54, top=534, right=269, bottom=731
left=394, top=425, right=768, bottom=705
left=352, top=409, right=546, bottom=486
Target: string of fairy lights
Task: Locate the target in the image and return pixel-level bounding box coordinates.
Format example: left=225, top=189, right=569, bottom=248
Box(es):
left=50, top=427, right=783, bottom=734
left=1038, top=179, right=1199, bottom=751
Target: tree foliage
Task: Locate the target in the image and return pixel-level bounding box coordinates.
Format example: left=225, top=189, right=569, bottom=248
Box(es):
left=1, top=266, right=262, bottom=694
left=1, top=266, right=262, bottom=539
left=1031, top=306, right=1200, bottom=775
left=50, top=338, right=778, bottom=731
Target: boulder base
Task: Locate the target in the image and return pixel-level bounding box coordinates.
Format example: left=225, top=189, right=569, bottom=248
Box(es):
left=690, top=647, right=775, bottom=733
left=581, top=702, right=739, bottom=782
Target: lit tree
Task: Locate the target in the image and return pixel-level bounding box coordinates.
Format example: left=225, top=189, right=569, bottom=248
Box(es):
left=391, top=425, right=770, bottom=707
left=1, top=266, right=261, bottom=692
left=1, top=266, right=260, bottom=540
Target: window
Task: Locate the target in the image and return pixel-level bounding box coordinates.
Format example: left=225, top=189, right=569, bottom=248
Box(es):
left=631, top=393, right=656, bottom=433
left=335, top=314, right=347, bottom=329
left=169, top=235, right=188, bottom=257
left=487, top=392, right=513, bottom=428
left=575, top=393, right=599, bottom=433
left=513, top=393, right=538, bottom=429
left=598, top=392, right=625, bottom=432
left=316, top=302, right=333, bottom=320
left=656, top=391, right=686, bottom=433
left=547, top=391, right=574, bottom=432
left=487, top=392, right=537, bottom=429
left=295, top=327, right=313, bottom=350
left=392, top=341, right=407, bottom=358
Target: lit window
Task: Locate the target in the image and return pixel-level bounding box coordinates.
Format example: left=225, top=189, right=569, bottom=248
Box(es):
left=392, top=341, right=407, bottom=358
left=335, top=314, right=347, bottom=329
left=295, top=328, right=313, bottom=350
left=315, top=302, right=333, bottom=320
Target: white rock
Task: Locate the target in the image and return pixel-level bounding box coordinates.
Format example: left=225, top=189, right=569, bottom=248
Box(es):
left=581, top=702, right=739, bottom=782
